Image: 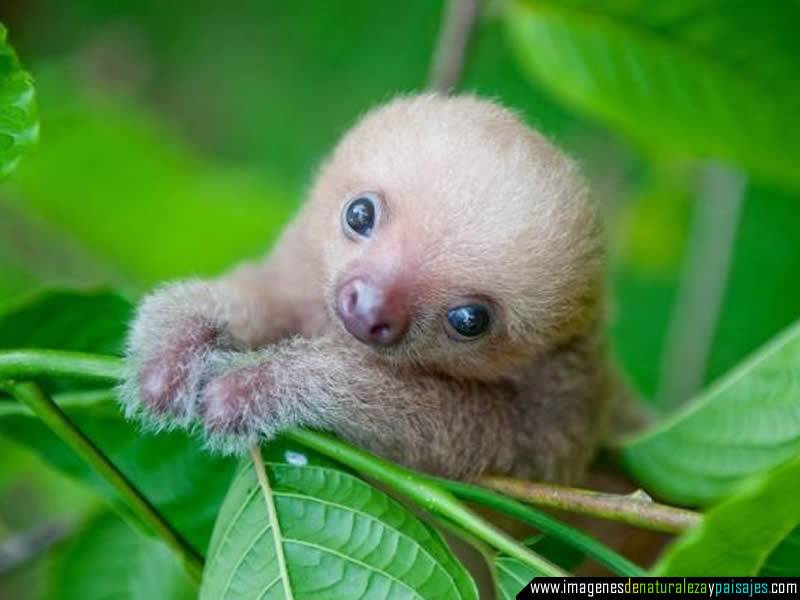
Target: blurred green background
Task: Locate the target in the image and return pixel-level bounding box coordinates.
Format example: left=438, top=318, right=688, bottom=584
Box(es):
left=1, top=1, right=798, bottom=596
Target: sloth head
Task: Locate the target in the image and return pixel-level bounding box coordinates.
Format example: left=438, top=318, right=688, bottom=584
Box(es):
left=307, top=94, right=604, bottom=380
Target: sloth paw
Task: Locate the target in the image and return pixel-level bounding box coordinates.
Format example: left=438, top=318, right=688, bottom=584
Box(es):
left=199, top=363, right=282, bottom=453
left=123, top=316, right=220, bottom=427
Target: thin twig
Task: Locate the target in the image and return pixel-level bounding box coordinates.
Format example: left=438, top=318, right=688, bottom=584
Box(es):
left=436, top=476, right=646, bottom=576
left=428, top=0, right=482, bottom=93
left=478, top=476, right=701, bottom=534
left=1, top=381, right=203, bottom=584
left=0, top=350, right=124, bottom=384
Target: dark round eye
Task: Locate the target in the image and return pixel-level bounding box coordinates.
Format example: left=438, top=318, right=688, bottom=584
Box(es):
left=343, top=195, right=377, bottom=238
left=446, top=304, right=491, bottom=339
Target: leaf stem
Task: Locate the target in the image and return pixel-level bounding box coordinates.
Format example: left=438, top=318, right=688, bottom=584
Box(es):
left=479, top=476, right=700, bottom=534
left=431, top=476, right=647, bottom=576
left=0, top=350, right=124, bottom=384
left=285, top=429, right=568, bottom=577
left=1, top=381, right=203, bottom=584
left=250, top=445, right=294, bottom=599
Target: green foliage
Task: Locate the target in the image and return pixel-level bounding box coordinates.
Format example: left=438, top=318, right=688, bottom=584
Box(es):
left=621, top=320, right=800, bottom=506
left=5, top=72, right=294, bottom=289
left=0, top=24, right=37, bottom=178
left=760, top=526, right=800, bottom=577
left=47, top=512, right=193, bottom=600
left=652, top=455, right=800, bottom=576
left=0, top=289, right=234, bottom=552
left=0, top=391, right=235, bottom=552
left=494, top=536, right=584, bottom=599
left=494, top=557, right=536, bottom=600
left=1, top=2, right=800, bottom=596
left=201, top=450, right=477, bottom=599
left=0, top=288, right=132, bottom=353
left=505, top=0, right=800, bottom=186
left=0, top=290, right=567, bottom=596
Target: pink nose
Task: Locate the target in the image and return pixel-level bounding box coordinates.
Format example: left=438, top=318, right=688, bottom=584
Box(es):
left=336, top=277, right=409, bottom=346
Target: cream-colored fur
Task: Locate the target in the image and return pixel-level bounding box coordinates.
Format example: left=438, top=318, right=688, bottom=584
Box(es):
left=120, top=93, right=613, bottom=483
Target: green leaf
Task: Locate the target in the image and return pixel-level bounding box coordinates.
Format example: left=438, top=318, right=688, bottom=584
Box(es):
left=47, top=511, right=194, bottom=600
left=504, top=0, right=800, bottom=186
left=200, top=449, right=478, bottom=600
left=652, top=454, right=800, bottom=575
left=0, top=288, right=229, bottom=552
left=6, top=69, right=293, bottom=289
left=0, top=390, right=235, bottom=553
left=0, top=288, right=132, bottom=354
left=760, top=525, right=800, bottom=577
left=494, top=536, right=584, bottom=599
left=621, top=320, right=800, bottom=506
left=0, top=23, right=37, bottom=178
left=0, top=288, right=232, bottom=550
left=494, top=556, right=537, bottom=600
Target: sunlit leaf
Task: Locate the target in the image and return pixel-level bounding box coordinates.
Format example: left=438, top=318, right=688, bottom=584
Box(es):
left=505, top=0, right=800, bottom=185
left=653, top=454, right=800, bottom=575
left=622, top=320, right=800, bottom=505
left=0, top=23, right=37, bottom=178
left=200, top=449, right=478, bottom=600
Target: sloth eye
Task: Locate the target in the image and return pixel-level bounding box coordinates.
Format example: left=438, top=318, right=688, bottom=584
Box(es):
left=343, top=194, right=378, bottom=238
left=446, top=304, right=491, bottom=340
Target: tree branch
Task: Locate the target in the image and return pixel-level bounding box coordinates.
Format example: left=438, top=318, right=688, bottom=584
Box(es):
left=435, top=476, right=646, bottom=576
left=478, top=476, right=701, bottom=534
left=428, top=0, right=482, bottom=93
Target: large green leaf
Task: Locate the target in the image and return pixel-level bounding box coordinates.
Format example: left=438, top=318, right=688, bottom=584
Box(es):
left=653, top=454, right=800, bottom=575
left=47, top=511, right=194, bottom=600
left=200, top=448, right=478, bottom=600
left=504, top=0, right=800, bottom=185
left=621, top=320, right=800, bottom=506
left=0, top=23, right=37, bottom=178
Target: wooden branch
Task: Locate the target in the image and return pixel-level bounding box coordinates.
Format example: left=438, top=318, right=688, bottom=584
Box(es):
left=478, top=476, right=701, bottom=534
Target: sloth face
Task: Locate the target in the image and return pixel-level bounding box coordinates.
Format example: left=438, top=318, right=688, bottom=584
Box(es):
left=310, top=94, right=603, bottom=380
left=335, top=190, right=494, bottom=349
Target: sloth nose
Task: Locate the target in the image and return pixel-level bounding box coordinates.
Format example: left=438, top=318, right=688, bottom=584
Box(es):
left=336, top=276, right=409, bottom=346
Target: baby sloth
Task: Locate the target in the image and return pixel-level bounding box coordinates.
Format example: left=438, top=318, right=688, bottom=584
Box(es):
left=122, top=93, right=615, bottom=483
